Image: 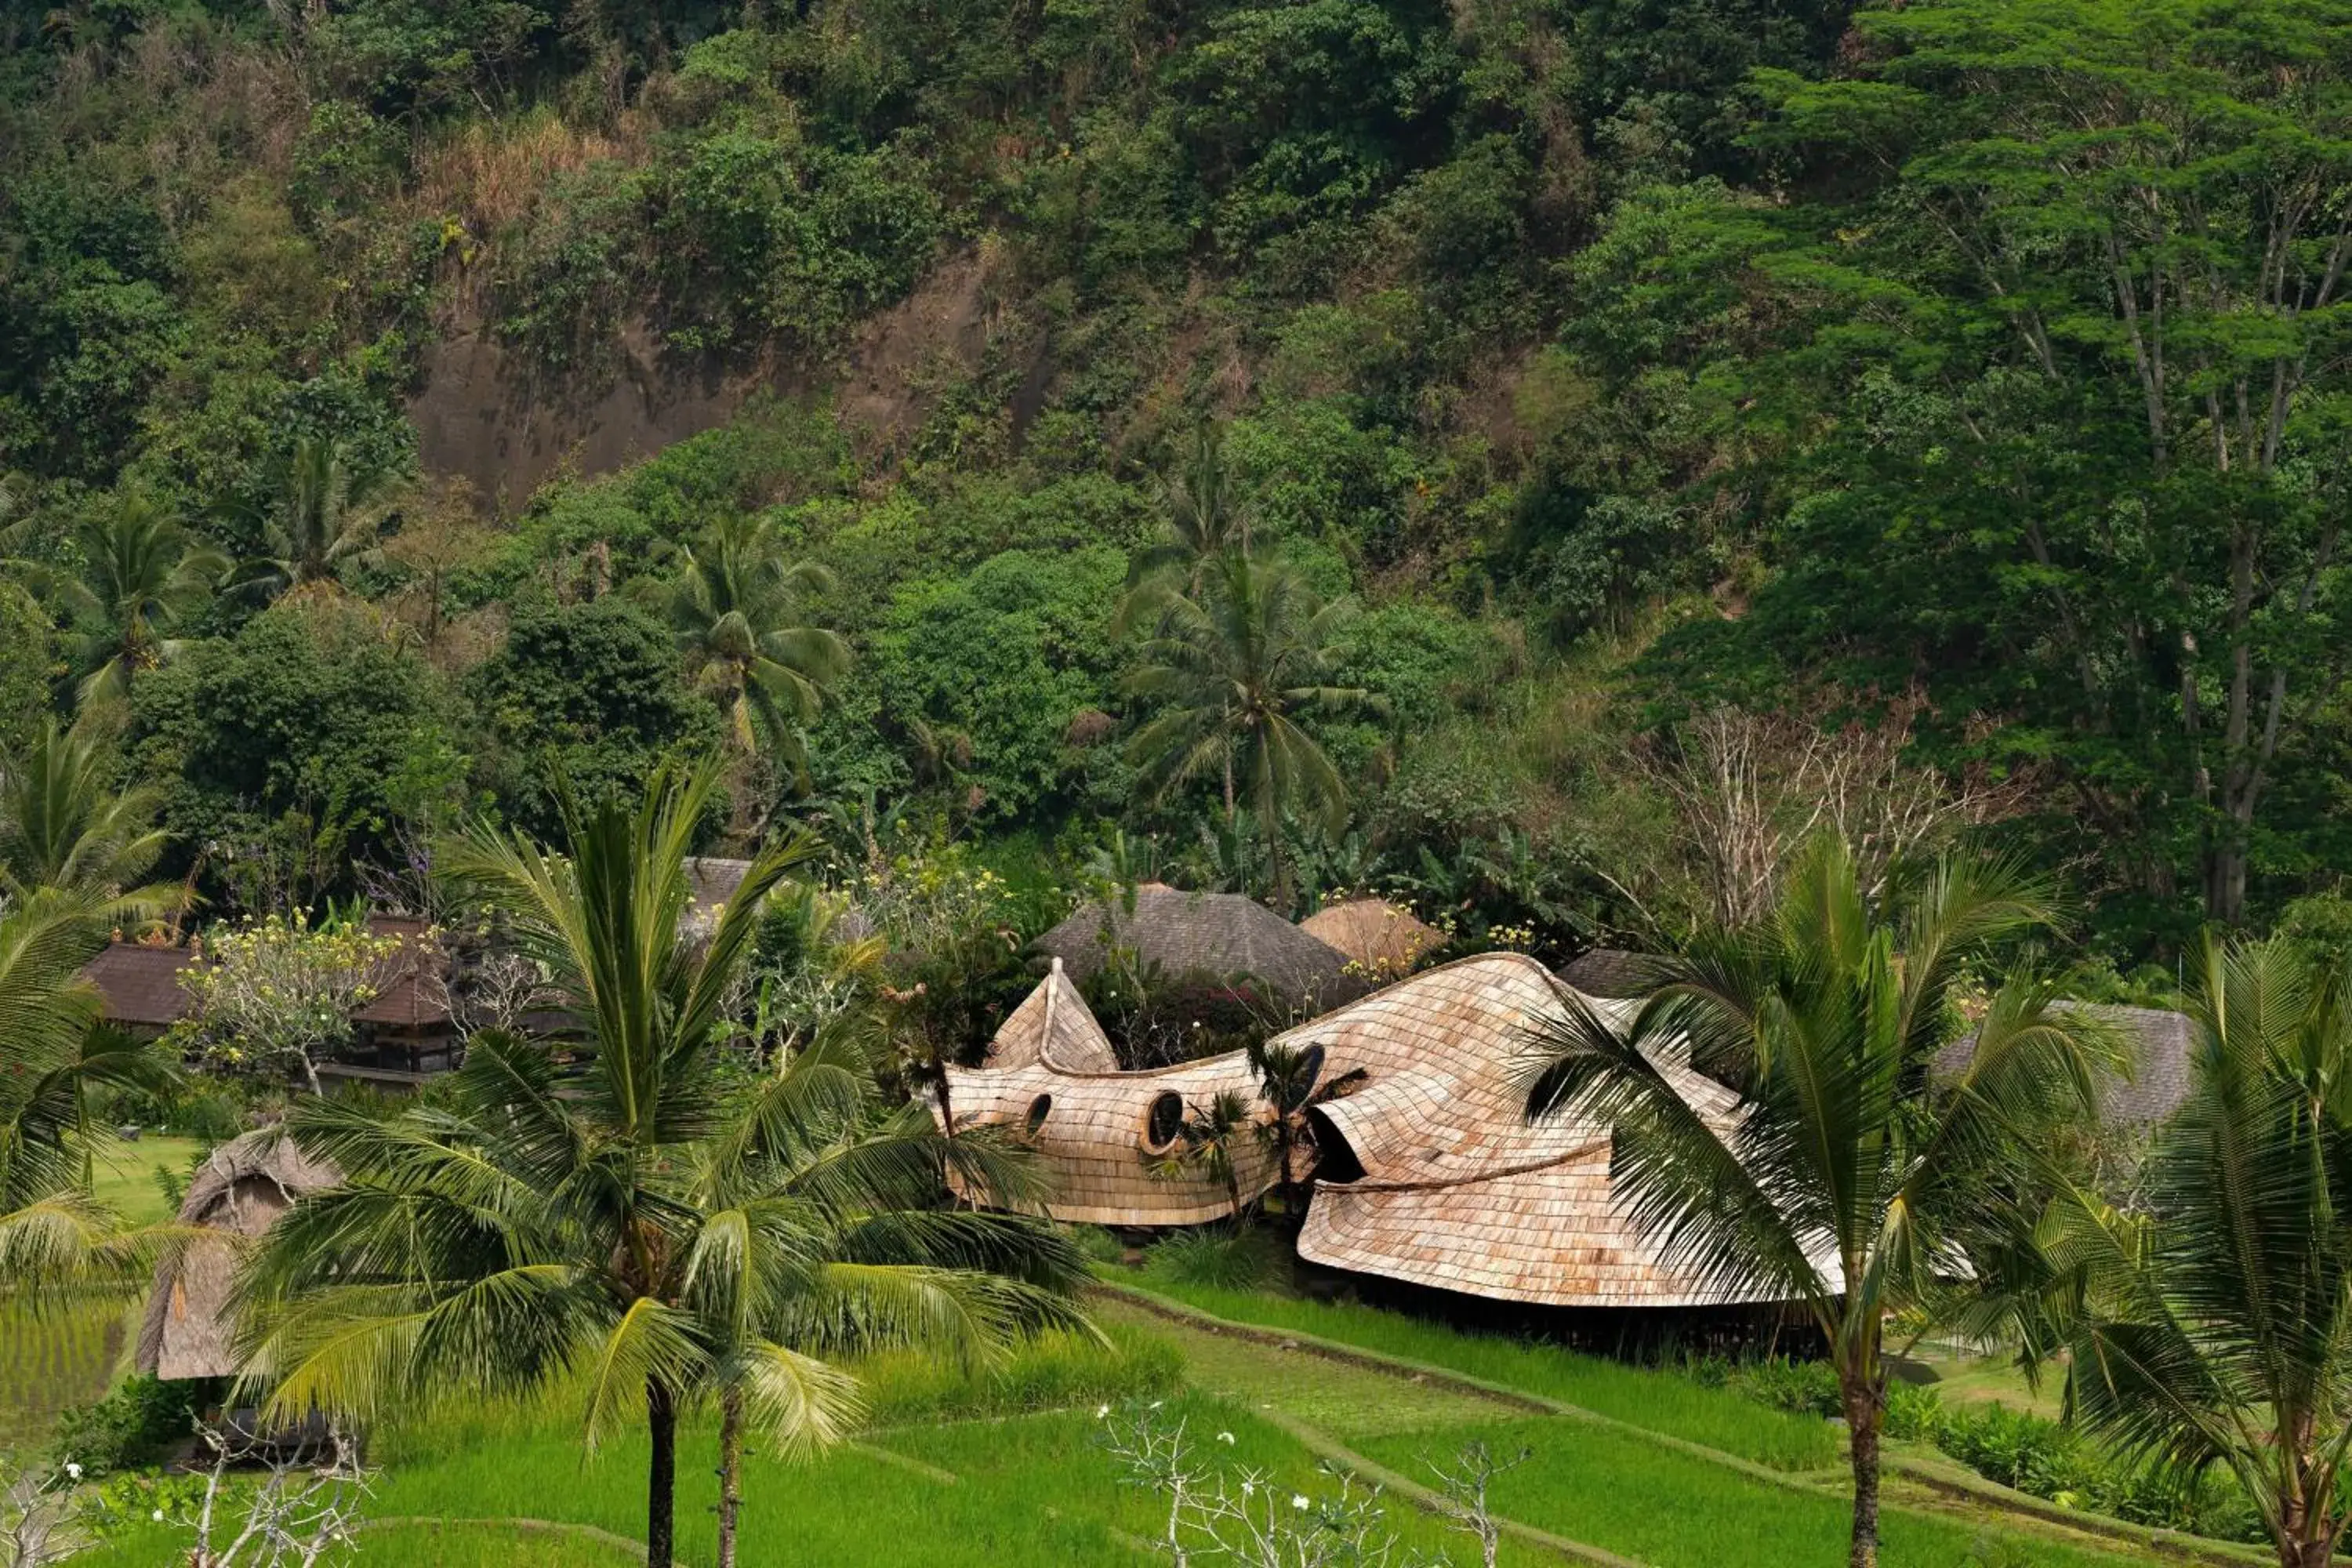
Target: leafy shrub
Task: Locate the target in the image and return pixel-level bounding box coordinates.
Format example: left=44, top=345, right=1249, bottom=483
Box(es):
left=53, top=1377, right=212, bottom=1475
left=1142, top=1229, right=1284, bottom=1290
left=1730, top=1356, right=1840, bottom=1419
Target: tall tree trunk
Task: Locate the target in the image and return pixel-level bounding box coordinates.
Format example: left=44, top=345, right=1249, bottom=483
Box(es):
left=646, top=1378, right=678, bottom=1568
left=717, top=1385, right=744, bottom=1568
left=1842, top=1373, right=1884, bottom=1568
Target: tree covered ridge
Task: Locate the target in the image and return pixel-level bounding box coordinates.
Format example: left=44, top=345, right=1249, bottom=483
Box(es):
left=4, top=0, right=2351, bottom=967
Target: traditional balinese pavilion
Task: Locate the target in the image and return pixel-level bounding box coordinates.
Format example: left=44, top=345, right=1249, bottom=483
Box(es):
left=1033, top=884, right=1359, bottom=1011
left=322, top=916, right=459, bottom=1090
left=948, top=949, right=1824, bottom=1310
left=82, top=939, right=198, bottom=1037
left=942, top=958, right=1276, bottom=1225
left=137, top=1131, right=341, bottom=1381
left=1298, top=898, right=1446, bottom=980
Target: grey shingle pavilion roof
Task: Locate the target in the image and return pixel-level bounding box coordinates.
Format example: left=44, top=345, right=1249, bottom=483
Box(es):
left=1033, top=884, right=1358, bottom=1008
left=1934, top=1001, right=2195, bottom=1128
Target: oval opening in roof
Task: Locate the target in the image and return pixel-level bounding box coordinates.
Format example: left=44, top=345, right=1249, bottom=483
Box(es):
left=1145, top=1091, right=1185, bottom=1150
left=1024, top=1093, right=1052, bottom=1137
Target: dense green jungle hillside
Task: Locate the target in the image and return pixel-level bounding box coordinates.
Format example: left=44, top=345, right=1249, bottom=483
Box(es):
left=4, top=0, right=2351, bottom=996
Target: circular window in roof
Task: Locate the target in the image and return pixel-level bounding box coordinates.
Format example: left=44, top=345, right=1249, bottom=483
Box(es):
left=1145, top=1091, right=1185, bottom=1151
left=1023, top=1094, right=1053, bottom=1138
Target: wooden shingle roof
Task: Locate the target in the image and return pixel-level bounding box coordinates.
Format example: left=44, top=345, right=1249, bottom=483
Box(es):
left=353, top=916, right=451, bottom=1029
left=982, top=956, right=1118, bottom=1073
left=136, top=1131, right=341, bottom=1381
left=1555, top=947, right=1656, bottom=999
left=1934, top=1000, right=2194, bottom=1129
left=1034, top=885, right=1356, bottom=1008
left=82, top=941, right=198, bottom=1029
left=943, top=968, right=1272, bottom=1224
left=1291, top=953, right=1824, bottom=1308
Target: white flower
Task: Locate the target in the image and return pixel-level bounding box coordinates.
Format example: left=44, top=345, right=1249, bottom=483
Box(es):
left=1095, top=1405, right=1110, bottom=1420
left=64, top=1463, right=81, bottom=1481
left=1216, top=1431, right=1235, bottom=1445
left=1292, top=1494, right=1310, bottom=1512
left=1241, top=1479, right=1255, bottom=1497
left=151, top=1509, right=164, bottom=1523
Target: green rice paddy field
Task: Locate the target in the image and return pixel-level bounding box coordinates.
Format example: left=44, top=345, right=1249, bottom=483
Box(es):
left=0, top=1137, right=209, bottom=1443
left=60, top=1281, right=2179, bottom=1567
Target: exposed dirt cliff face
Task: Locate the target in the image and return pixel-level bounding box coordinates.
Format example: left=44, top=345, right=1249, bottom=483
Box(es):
left=408, top=249, right=995, bottom=509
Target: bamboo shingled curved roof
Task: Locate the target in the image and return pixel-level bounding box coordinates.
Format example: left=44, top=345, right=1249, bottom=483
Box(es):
left=137, top=1131, right=341, bottom=1381
left=949, top=949, right=1834, bottom=1309
left=1286, top=953, right=1795, bottom=1308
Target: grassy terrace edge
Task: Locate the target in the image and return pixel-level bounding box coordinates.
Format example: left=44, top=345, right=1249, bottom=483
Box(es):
left=1090, top=1276, right=2267, bottom=1568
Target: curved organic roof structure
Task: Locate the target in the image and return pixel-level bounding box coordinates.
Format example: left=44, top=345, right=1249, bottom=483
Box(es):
left=137, top=1131, right=341, bottom=1381
left=948, top=949, right=1829, bottom=1310
left=1287, top=953, right=1777, bottom=1308
left=945, top=963, right=1272, bottom=1225
left=1033, top=885, right=1357, bottom=1009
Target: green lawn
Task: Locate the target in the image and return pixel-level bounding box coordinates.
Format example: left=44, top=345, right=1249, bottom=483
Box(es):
left=1112, top=1276, right=1845, bottom=1472
left=88, top=1134, right=210, bottom=1226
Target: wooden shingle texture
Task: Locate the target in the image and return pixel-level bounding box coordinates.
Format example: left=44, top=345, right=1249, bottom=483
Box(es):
left=1290, top=952, right=1818, bottom=1308
left=1933, top=1000, right=2194, bottom=1128
left=82, top=941, right=197, bottom=1030
left=942, top=968, right=1274, bottom=1225
left=1033, top=885, right=1358, bottom=1008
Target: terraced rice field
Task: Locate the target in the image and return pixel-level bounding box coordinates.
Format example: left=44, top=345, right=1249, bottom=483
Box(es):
left=0, top=1299, right=132, bottom=1437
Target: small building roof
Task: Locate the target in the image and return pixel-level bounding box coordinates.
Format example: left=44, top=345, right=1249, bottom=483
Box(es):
left=1288, top=953, right=1801, bottom=1308
left=1934, top=1000, right=2194, bottom=1129
left=136, top=1131, right=341, bottom=1381
left=82, top=941, right=198, bottom=1029
left=1298, top=898, right=1445, bottom=976
left=1556, top=947, right=1657, bottom=999
left=982, top=956, right=1119, bottom=1073
left=1034, top=885, right=1356, bottom=1008
left=942, top=969, right=1272, bottom=1225
left=354, top=916, right=452, bottom=1029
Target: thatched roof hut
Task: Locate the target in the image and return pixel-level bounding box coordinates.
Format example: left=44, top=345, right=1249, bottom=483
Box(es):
left=942, top=968, right=1274, bottom=1225
left=1033, top=885, right=1356, bottom=1009
left=136, top=1131, right=340, bottom=1381
left=1934, top=1001, right=2194, bottom=1129
left=1298, top=898, right=1445, bottom=978
left=1291, top=953, right=1808, bottom=1308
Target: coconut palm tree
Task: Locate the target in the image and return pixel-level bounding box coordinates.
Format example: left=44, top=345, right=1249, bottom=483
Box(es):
left=1149, top=1089, right=1256, bottom=1225
left=1247, top=1037, right=1367, bottom=1215
left=1128, top=425, right=1255, bottom=595
left=230, top=437, right=394, bottom=603
left=662, top=514, right=849, bottom=776
left=2017, top=938, right=2352, bottom=1568
left=233, top=757, right=1082, bottom=1568
left=0, top=890, right=173, bottom=1301
left=0, top=717, right=173, bottom=913
left=1125, top=554, right=1378, bottom=911
left=1519, top=836, right=2114, bottom=1568
left=685, top=1040, right=1084, bottom=1568
left=4, top=491, right=227, bottom=702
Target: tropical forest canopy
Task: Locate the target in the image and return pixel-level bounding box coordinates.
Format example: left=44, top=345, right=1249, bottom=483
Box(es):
left=5, top=0, right=2352, bottom=981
